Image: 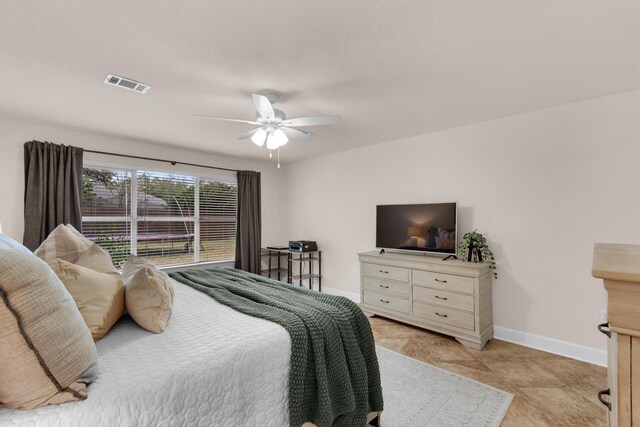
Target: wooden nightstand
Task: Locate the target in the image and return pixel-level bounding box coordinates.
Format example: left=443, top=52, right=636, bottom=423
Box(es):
left=593, top=243, right=640, bottom=425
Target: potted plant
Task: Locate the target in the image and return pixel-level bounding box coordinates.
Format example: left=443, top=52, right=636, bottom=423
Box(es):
left=458, top=230, right=497, bottom=279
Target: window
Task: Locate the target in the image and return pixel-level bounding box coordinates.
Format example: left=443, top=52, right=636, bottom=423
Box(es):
left=82, top=165, right=237, bottom=268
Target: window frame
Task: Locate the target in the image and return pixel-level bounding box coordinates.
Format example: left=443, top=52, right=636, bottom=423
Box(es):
left=82, top=161, right=237, bottom=268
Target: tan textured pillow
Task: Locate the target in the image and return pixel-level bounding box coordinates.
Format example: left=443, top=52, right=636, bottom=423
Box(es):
left=0, top=248, right=97, bottom=410
left=123, top=255, right=174, bottom=333
left=34, top=224, right=92, bottom=266
left=52, top=259, right=125, bottom=341
left=76, top=242, right=120, bottom=275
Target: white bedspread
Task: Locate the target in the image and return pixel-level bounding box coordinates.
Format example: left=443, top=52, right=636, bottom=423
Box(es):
left=0, top=280, right=292, bottom=427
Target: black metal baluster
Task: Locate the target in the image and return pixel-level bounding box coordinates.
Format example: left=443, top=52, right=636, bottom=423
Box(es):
left=318, top=251, right=322, bottom=293
left=309, top=252, right=313, bottom=290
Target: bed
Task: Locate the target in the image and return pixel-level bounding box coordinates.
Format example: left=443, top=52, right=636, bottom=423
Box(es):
left=0, top=276, right=382, bottom=426
left=0, top=279, right=292, bottom=426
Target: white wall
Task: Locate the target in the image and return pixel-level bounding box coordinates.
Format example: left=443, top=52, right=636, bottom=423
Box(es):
left=280, top=90, right=640, bottom=355
left=0, top=117, right=283, bottom=246
left=3, top=90, right=637, bottom=359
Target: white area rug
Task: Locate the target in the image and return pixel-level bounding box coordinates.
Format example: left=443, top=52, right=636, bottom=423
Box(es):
left=372, top=346, right=513, bottom=427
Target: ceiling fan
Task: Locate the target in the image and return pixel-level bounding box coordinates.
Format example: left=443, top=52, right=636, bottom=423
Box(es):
left=194, top=93, right=342, bottom=166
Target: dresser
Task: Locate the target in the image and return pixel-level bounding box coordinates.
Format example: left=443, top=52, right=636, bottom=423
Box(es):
left=358, top=251, right=493, bottom=350
left=592, top=243, right=640, bottom=426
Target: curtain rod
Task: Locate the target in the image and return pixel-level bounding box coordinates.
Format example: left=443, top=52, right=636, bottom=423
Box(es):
left=84, top=149, right=240, bottom=173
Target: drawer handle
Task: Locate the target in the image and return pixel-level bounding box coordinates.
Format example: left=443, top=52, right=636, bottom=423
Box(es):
left=434, top=278, right=448, bottom=283
left=597, top=388, right=611, bottom=411
left=380, top=299, right=390, bottom=304
left=379, top=285, right=390, bottom=289
left=435, top=296, right=448, bottom=300
left=435, top=312, right=448, bottom=318
left=597, top=322, right=611, bottom=338
left=379, top=270, right=389, bottom=274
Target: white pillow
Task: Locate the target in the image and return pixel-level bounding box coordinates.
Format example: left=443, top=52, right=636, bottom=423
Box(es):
left=122, top=255, right=174, bottom=334
left=0, top=247, right=97, bottom=409
left=76, top=243, right=120, bottom=275
left=34, top=224, right=92, bottom=266
left=52, top=259, right=125, bottom=341
left=0, top=234, right=32, bottom=254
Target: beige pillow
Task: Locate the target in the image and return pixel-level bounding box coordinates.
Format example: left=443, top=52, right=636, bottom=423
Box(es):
left=0, top=247, right=97, bottom=410
left=34, top=224, right=92, bottom=266
left=123, top=255, right=174, bottom=333
left=52, top=259, right=125, bottom=341
left=76, top=242, right=120, bottom=275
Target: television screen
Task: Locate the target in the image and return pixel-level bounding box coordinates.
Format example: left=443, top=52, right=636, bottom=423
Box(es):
left=376, top=203, right=457, bottom=254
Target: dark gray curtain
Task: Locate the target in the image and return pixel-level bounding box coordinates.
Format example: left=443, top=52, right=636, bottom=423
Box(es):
left=23, top=141, right=84, bottom=250
left=234, top=170, right=261, bottom=273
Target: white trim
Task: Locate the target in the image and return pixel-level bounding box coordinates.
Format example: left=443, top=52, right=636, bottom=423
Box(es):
left=82, top=161, right=136, bottom=174
left=82, top=216, right=131, bottom=222
left=324, top=287, right=607, bottom=366
left=159, top=259, right=234, bottom=273
left=322, top=286, right=361, bottom=303
left=130, top=169, right=137, bottom=255
left=194, top=176, right=200, bottom=262
left=134, top=216, right=197, bottom=222
left=493, top=325, right=607, bottom=367
left=83, top=158, right=237, bottom=181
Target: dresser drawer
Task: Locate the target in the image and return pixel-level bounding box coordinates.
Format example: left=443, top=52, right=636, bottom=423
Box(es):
left=413, top=286, right=474, bottom=312
left=363, top=277, right=410, bottom=298
left=413, top=301, right=475, bottom=331
left=363, top=291, right=410, bottom=314
left=413, top=270, right=474, bottom=294
left=362, top=263, right=409, bottom=283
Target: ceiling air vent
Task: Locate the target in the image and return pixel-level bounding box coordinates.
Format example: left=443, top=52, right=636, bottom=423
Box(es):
left=104, top=74, right=150, bottom=94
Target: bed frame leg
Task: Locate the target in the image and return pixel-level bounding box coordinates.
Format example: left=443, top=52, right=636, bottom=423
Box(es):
left=369, top=414, right=381, bottom=426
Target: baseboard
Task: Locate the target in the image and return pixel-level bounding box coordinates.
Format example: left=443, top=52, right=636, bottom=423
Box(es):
left=323, top=287, right=607, bottom=367
left=322, top=286, right=361, bottom=302
left=493, top=325, right=607, bottom=367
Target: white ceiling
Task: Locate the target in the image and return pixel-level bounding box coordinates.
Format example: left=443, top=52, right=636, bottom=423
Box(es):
left=1, top=1, right=639, bottom=163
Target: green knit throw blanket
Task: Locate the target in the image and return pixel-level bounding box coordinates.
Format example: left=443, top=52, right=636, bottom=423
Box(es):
left=169, top=268, right=383, bottom=427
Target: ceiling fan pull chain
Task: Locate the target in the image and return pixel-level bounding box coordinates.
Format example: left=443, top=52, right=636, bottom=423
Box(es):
left=277, top=148, right=280, bottom=169
left=269, top=150, right=272, bottom=158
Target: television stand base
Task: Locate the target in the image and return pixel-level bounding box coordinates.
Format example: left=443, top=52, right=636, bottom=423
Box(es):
left=442, top=254, right=458, bottom=261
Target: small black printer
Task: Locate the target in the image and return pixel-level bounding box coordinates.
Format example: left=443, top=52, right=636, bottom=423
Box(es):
left=288, top=241, right=318, bottom=252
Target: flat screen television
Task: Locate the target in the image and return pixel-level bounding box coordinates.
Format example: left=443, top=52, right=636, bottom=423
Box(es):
left=376, top=203, right=457, bottom=255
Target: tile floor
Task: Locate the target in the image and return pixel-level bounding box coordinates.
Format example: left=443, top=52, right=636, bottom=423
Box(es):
left=369, top=316, right=608, bottom=426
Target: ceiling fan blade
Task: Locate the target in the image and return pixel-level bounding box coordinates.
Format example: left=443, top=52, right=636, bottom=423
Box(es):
left=252, top=93, right=275, bottom=120
left=281, top=127, right=314, bottom=141
left=192, top=115, right=260, bottom=125
left=281, top=115, right=342, bottom=127
left=238, top=128, right=261, bottom=140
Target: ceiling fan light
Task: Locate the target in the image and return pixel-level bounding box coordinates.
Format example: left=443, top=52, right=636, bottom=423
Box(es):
left=272, top=128, right=289, bottom=147
left=266, top=133, right=280, bottom=150
left=251, top=128, right=267, bottom=146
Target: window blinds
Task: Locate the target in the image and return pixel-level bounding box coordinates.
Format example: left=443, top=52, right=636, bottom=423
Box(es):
left=82, top=167, right=133, bottom=268
left=82, top=166, right=237, bottom=268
